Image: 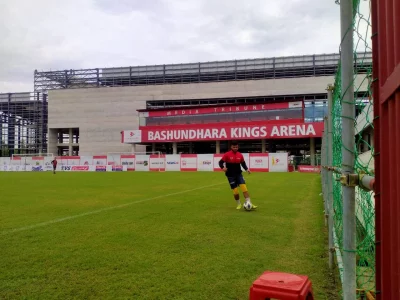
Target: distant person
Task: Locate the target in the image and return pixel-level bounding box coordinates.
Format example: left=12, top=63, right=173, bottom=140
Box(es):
left=219, top=141, right=257, bottom=210
left=51, top=158, right=57, bottom=174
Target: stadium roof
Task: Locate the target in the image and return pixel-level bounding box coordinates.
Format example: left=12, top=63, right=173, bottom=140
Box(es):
left=34, top=52, right=372, bottom=91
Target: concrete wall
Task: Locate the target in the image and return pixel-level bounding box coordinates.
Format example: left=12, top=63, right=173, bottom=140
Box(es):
left=48, top=75, right=367, bottom=155
left=48, top=87, right=147, bottom=155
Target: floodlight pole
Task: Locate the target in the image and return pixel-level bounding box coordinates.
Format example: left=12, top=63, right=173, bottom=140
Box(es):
left=340, top=0, right=356, bottom=299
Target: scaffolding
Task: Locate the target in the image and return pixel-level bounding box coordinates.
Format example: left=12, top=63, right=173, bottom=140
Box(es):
left=0, top=92, right=48, bottom=156
left=34, top=52, right=372, bottom=91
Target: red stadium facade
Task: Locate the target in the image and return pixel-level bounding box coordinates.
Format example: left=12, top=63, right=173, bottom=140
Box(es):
left=122, top=100, right=323, bottom=162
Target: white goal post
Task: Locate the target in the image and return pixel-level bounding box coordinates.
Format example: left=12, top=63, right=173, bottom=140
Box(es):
left=106, top=151, right=164, bottom=171
left=12, top=153, right=54, bottom=158
left=11, top=153, right=54, bottom=165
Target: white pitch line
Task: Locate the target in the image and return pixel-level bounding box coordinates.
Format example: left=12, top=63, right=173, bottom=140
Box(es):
left=1, top=182, right=224, bottom=236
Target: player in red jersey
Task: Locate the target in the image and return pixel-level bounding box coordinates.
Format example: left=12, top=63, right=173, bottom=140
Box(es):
left=219, top=141, right=257, bottom=210
left=51, top=158, right=57, bottom=174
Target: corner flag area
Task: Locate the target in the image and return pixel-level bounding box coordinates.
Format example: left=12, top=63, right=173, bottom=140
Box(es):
left=0, top=172, right=338, bottom=299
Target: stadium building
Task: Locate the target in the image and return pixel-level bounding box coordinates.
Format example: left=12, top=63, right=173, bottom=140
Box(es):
left=1, top=52, right=371, bottom=165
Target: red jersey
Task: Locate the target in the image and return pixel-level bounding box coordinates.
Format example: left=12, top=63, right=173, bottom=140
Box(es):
left=219, top=150, right=248, bottom=176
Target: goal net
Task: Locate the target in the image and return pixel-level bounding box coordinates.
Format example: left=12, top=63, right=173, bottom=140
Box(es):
left=106, top=151, right=165, bottom=171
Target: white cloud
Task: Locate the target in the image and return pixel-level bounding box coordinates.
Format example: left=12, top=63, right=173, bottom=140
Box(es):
left=0, top=0, right=341, bottom=93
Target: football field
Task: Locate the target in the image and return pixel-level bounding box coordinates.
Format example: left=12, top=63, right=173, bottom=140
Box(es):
left=0, top=172, right=339, bottom=299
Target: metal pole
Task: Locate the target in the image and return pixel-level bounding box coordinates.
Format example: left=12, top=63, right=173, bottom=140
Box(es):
left=323, top=118, right=328, bottom=227
left=327, top=84, right=335, bottom=270
left=360, top=174, right=375, bottom=191
left=310, top=137, right=316, bottom=166
left=340, top=0, right=356, bottom=298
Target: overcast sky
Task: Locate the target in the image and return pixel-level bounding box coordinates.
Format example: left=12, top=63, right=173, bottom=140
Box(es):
left=0, top=0, right=341, bottom=93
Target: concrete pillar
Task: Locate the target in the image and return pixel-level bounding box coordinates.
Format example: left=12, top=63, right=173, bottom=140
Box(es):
left=370, top=129, right=374, bottom=149
left=152, top=143, right=156, bottom=153
left=189, top=142, right=193, bottom=154
left=48, top=129, right=58, bottom=155
left=172, top=142, right=177, bottom=154
left=310, top=137, right=316, bottom=166
left=261, top=139, right=266, bottom=153
left=362, top=132, right=368, bottom=152
left=69, top=128, right=73, bottom=156
left=131, top=144, right=136, bottom=153
left=216, top=141, right=220, bottom=154
left=268, top=141, right=275, bottom=153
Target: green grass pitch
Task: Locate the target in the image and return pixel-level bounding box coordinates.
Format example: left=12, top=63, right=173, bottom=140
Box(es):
left=0, top=172, right=339, bottom=299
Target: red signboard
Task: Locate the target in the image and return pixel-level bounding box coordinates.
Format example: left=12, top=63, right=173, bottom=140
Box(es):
left=56, top=156, right=80, bottom=160
left=71, top=166, right=89, bottom=171
left=149, top=154, right=166, bottom=172
left=213, top=154, right=224, bottom=171
left=32, top=157, right=44, bottom=160
left=249, top=153, right=269, bottom=172
left=297, top=165, right=321, bottom=173
left=135, top=121, right=323, bottom=143
left=180, top=154, right=197, bottom=171
left=141, top=101, right=303, bottom=117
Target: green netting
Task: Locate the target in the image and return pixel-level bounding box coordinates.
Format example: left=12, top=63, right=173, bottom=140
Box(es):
left=328, top=0, right=375, bottom=298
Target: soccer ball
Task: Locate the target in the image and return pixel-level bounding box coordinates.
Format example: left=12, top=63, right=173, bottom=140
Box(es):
left=243, top=201, right=253, bottom=211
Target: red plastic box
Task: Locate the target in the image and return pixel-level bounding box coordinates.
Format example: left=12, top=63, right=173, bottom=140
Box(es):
left=249, top=271, right=314, bottom=300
